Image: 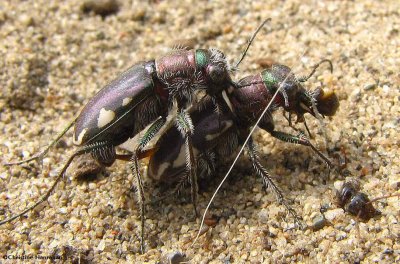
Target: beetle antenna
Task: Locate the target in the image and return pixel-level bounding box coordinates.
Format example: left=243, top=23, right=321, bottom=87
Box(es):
left=299, top=58, right=334, bottom=154
left=3, top=118, right=77, bottom=166
left=191, top=50, right=309, bottom=248
left=303, top=119, right=313, bottom=139
left=233, top=18, right=271, bottom=71
left=298, top=59, right=333, bottom=82
left=367, top=193, right=400, bottom=204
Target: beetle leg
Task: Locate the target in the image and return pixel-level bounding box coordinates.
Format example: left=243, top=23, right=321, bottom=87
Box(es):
left=0, top=141, right=110, bottom=226
left=130, top=117, right=166, bottom=253
left=283, top=110, right=292, bottom=127
left=269, top=130, right=334, bottom=170
left=302, top=119, right=313, bottom=139
left=130, top=156, right=146, bottom=253
left=246, top=138, right=305, bottom=229
left=197, top=151, right=216, bottom=179
left=258, top=112, right=331, bottom=168
left=176, top=109, right=198, bottom=217
left=115, top=148, right=157, bottom=161
left=91, top=145, right=116, bottom=167
left=149, top=151, right=216, bottom=206
left=282, top=111, right=313, bottom=139
left=281, top=89, right=290, bottom=108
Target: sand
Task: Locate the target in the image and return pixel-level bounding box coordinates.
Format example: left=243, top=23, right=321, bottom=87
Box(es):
left=0, top=0, right=399, bottom=263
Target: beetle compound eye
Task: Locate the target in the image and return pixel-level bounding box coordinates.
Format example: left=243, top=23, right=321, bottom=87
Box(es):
left=208, top=64, right=226, bottom=84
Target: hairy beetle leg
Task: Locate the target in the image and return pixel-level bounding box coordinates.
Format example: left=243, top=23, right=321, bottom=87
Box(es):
left=130, top=117, right=166, bottom=253
left=246, top=138, right=305, bottom=229
left=283, top=112, right=313, bottom=139
left=269, top=130, right=334, bottom=170
left=176, top=110, right=198, bottom=217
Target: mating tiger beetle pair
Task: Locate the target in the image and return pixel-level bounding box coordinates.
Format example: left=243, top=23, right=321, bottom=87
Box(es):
left=1, top=19, right=339, bottom=253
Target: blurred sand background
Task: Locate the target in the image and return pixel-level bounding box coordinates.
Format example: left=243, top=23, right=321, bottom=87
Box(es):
left=0, top=0, right=399, bottom=263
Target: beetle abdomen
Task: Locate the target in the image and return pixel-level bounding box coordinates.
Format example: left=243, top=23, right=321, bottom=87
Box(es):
left=231, top=75, right=275, bottom=125
left=148, top=100, right=237, bottom=183
left=74, top=62, right=159, bottom=146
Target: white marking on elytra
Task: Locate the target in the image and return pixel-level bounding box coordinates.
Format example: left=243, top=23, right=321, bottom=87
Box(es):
left=205, top=120, right=233, bottom=141
left=155, top=162, right=170, bottom=180
left=73, top=128, right=87, bottom=145
left=122, top=97, right=132, bottom=106
left=97, top=108, right=115, bottom=128
left=172, top=144, right=186, bottom=169
left=154, top=146, right=199, bottom=180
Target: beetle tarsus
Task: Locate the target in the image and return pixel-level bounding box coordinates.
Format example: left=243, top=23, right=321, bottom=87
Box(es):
left=130, top=156, right=146, bottom=254
left=246, top=138, right=305, bottom=229
left=130, top=117, right=166, bottom=253
left=269, top=130, right=334, bottom=170
left=186, top=136, right=199, bottom=217
left=176, top=109, right=198, bottom=217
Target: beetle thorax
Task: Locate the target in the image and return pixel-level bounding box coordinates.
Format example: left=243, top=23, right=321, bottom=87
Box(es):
left=155, top=49, right=206, bottom=103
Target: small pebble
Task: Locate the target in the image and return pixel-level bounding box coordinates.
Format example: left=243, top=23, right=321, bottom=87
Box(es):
left=363, top=83, right=377, bottom=90
left=88, top=206, right=101, bottom=217
left=129, top=8, right=146, bottom=21
left=324, top=209, right=345, bottom=222
left=258, top=209, right=269, bottom=224
left=388, top=174, right=400, bottom=189
left=58, top=207, right=68, bottom=214
left=81, top=0, right=119, bottom=17
left=312, top=214, right=328, bottom=231
left=19, top=14, right=34, bottom=26
left=97, top=240, right=106, bottom=251
left=180, top=225, right=189, bottom=233
left=382, top=85, right=390, bottom=93
left=160, top=252, right=186, bottom=264
left=95, top=227, right=104, bottom=238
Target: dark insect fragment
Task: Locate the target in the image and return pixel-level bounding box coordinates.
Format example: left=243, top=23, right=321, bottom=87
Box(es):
left=336, top=180, right=380, bottom=220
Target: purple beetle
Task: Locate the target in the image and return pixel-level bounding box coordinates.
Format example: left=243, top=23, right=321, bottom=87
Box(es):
left=73, top=49, right=233, bottom=150
left=147, top=60, right=339, bottom=227
left=0, top=48, right=234, bottom=253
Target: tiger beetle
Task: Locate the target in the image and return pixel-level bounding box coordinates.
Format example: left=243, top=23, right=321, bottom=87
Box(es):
left=0, top=20, right=270, bottom=253
left=147, top=60, right=339, bottom=230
